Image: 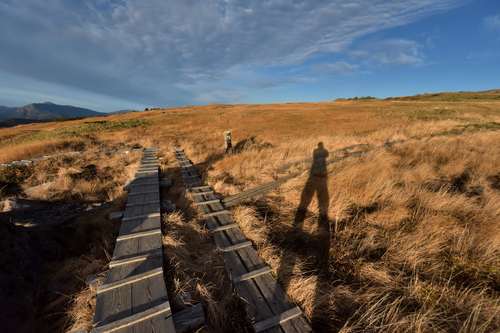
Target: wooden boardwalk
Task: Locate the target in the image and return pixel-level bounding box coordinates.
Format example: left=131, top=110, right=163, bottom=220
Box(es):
left=92, top=148, right=176, bottom=333
left=174, top=147, right=311, bottom=333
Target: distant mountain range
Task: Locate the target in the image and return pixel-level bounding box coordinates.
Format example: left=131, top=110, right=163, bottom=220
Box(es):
left=0, top=102, right=103, bottom=124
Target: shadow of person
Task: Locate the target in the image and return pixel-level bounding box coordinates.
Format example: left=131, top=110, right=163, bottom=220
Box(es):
left=277, top=142, right=331, bottom=330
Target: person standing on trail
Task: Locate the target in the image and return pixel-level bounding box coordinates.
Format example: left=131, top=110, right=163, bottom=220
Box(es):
left=224, top=130, right=232, bottom=154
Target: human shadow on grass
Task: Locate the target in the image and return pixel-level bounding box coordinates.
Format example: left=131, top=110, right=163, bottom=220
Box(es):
left=275, top=142, right=331, bottom=330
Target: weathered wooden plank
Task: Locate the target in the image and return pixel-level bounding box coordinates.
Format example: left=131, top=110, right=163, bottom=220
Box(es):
left=138, top=232, right=163, bottom=255
left=94, top=148, right=177, bottom=333
left=175, top=149, right=310, bottom=333
left=92, top=300, right=171, bottom=333
left=172, top=303, right=205, bottom=333
left=106, top=256, right=163, bottom=284
left=193, top=199, right=220, bottom=206
left=113, top=237, right=139, bottom=261
left=219, top=240, right=252, bottom=252
left=126, top=200, right=160, bottom=207
left=202, top=210, right=232, bottom=218
left=119, top=216, right=161, bottom=235
left=254, top=307, right=303, bottom=333
left=204, top=215, right=278, bottom=330
left=109, top=249, right=163, bottom=268
left=113, top=232, right=162, bottom=260
left=127, top=189, right=158, bottom=196
left=210, top=223, right=238, bottom=233
left=97, top=268, right=163, bottom=294
left=233, top=266, right=272, bottom=284
left=125, top=202, right=160, bottom=215
left=178, top=189, right=280, bottom=332
left=127, top=191, right=160, bottom=203
left=188, top=185, right=211, bottom=191
left=190, top=190, right=214, bottom=196
left=117, top=229, right=161, bottom=241
left=94, top=285, right=132, bottom=328
left=122, top=213, right=161, bottom=222
left=128, top=183, right=159, bottom=192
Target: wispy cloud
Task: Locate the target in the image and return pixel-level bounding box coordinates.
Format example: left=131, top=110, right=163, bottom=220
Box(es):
left=484, top=14, right=500, bottom=31
left=351, top=39, right=426, bottom=66
left=312, top=61, right=360, bottom=74
left=0, top=0, right=463, bottom=108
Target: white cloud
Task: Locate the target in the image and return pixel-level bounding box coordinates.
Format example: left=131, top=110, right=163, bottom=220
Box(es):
left=351, top=39, right=425, bottom=66
left=313, top=61, right=360, bottom=74
left=0, top=0, right=462, bottom=106
left=484, top=14, right=500, bottom=31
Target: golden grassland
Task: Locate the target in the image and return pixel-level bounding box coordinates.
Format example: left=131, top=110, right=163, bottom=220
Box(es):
left=1, top=96, right=499, bottom=332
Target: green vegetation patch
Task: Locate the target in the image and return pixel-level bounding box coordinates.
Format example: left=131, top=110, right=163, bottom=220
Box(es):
left=0, top=130, right=55, bottom=147
left=377, top=106, right=461, bottom=122
left=60, top=119, right=149, bottom=136
left=433, top=122, right=500, bottom=136
left=406, top=107, right=459, bottom=121
left=336, top=96, right=378, bottom=101
left=1, top=119, right=149, bottom=147
left=386, top=90, right=500, bottom=101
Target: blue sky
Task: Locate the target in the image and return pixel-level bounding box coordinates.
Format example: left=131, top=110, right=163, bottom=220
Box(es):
left=0, top=0, right=499, bottom=112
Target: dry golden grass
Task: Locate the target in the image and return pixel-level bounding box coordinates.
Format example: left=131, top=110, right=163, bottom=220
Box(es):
left=21, top=147, right=139, bottom=202
left=0, top=134, right=141, bottom=332
left=1, top=97, right=499, bottom=332
left=160, top=209, right=251, bottom=332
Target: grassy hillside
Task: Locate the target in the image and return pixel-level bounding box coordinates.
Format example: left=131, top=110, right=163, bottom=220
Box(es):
left=1, top=98, right=499, bottom=332
left=0, top=102, right=103, bottom=122
left=386, top=89, right=500, bottom=101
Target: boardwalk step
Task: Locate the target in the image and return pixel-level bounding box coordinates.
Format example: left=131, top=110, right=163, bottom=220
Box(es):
left=128, top=181, right=159, bottom=187
left=219, top=241, right=252, bottom=252
left=122, top=212, right=161, bottom=222
left=126, top=200, right=161, bottom=207
left=93, top=148, right=176, bottom=333
left=189, top=185, right=211, bottom=191
left=97, top=267, right=163, bottom=294
left=191, top=190, right=214, bottom=196
left=233, top=266, right=272, bottom=283
left=116, top=228, right=161, bottom=241
left=174, top=147, right=310, bottom=332
left=253, top=307, right=303, bottom=332
left=109, top=249, right=163, bottom=268
left=136, top=170, right=157, bottom=174
left=202, top=210, right=231, bottom=218
left=138, top=167, right=158, bottom=172
left=193, top=199, right=220, bottom=206
left=92, top=300, right=172, bottom=333
left=210, top=223, right=238, bottom=233
left=128, top=189, right=158, bottom=195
